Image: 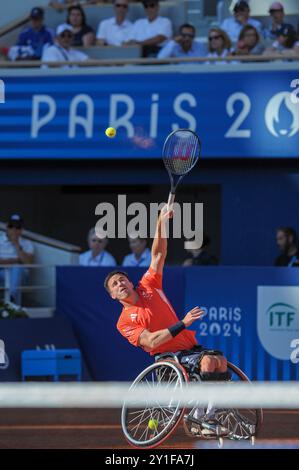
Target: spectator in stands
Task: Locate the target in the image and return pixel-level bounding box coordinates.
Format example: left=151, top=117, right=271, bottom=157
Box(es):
left=206, top=27, right=232, bottom=63
left=67, top=5, right=95, bottom=47
left=221, top=1, right=262, bottom=43
left=233, top=25, right=264, bottom=56
left=274, top=227, right=299, bottom=267
left=42, top=24, right=89, bottom=66
left=264, top=2, right=288, bottom=40
left=79, top=228, right=117, bottom=267
left=96, top=0, right=133, bottom=46
left=8, top=7, right=53, bottom=61
left=0, top=214, right=34, bottom=304
left=158, top=23, right=206, bottom=60
left=125, top=0, right=172, bottom=57
left=264, top=24, right=298, bottom=56
left=122, top=233, right=151, bottom=267
left=182, top=234, right=218, bottom=266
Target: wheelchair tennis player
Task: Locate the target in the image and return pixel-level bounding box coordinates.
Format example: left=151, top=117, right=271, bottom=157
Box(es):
left=104, top=205, right=229, bottom=428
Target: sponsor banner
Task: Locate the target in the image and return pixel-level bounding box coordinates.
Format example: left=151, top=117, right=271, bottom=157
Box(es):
left=257, top=286, right=299, bottom=360
left=0, top=69, right=298, bottom=158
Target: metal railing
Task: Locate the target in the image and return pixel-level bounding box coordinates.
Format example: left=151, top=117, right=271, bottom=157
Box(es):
left=0, top=264, right=56, bottom=309
left=0, top=53, right=299, bottom=68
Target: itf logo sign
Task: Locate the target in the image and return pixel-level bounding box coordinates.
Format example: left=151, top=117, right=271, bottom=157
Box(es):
left=257, top=286, right=299, bottom=360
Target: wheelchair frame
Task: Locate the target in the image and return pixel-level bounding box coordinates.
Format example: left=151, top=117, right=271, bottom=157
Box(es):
left=121, top=353, right=263, bottom=449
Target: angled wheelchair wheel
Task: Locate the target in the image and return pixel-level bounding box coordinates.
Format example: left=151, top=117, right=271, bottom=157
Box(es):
left=121, top=360, right=189, bottom=449
left=214, top=361, right=263, bottom=441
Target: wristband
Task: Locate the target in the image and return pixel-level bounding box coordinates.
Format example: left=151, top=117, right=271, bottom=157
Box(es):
left=168, top=321, right=186, bottom=338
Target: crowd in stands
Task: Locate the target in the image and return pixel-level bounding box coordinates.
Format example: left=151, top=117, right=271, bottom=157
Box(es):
left=2, top=1, right=298, bottom=64
left=1, top=212, right=298, bottom=306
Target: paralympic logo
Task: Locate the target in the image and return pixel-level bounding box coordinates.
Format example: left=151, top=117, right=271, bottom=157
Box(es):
left=265, top=90, right=299, bottom=138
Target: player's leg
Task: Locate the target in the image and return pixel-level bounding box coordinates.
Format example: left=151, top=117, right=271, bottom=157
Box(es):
left=200, top=354, right=227, bottom=373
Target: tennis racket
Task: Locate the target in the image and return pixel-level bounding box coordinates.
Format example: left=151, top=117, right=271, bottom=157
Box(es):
left=162, top=129, right=201, bottom=209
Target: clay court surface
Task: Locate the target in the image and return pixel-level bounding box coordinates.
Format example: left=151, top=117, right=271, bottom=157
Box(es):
left=0, top=409, right=298, bottom=449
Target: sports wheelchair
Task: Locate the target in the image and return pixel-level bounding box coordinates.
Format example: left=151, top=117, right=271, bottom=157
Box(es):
left=121, top=351, right=263, bottom=449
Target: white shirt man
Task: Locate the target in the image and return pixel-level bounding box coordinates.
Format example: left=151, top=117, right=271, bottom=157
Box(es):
left=79, top=228, right=117, bottom=267
left=96, top=0, right=133, bottom=46
left=127, top=0, right=172, bottom=48
left=122, top=248, right=151, bottom=267
left=0, top=214, right=34, bottom=304
left=122, top=235, right=151, bottom=267
left=129, top=16, right=172, bottom=44
left=42, top=23, right=88, bottom=65
left=79, top=250, right=117, bottom=267
left=96, top=17, right=133, bottom=46
left=0, top=234, right=34, bottom=260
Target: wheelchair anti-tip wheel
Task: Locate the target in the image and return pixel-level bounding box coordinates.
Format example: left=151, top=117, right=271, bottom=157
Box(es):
left=121, top=360, right=188, bottom=449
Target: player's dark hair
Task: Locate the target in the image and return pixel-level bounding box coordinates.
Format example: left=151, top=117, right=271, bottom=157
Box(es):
left=104, top=270, right=130, bottom=292
left=277, top=226, right=297, bottom=243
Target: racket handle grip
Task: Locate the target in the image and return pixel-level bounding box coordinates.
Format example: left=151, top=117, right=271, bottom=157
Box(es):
left=167, top=193, right=175, bottom=210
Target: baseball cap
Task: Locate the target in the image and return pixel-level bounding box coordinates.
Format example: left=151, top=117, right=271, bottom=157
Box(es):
left=30, top=7, right=44, bottom=19
left=7, top=214, right=23, bottom=228
left=233, top=1, right=250, bottom=12
left=56, top=23, right=73, bottom=36
left=269, top=2, right=284, bottom=12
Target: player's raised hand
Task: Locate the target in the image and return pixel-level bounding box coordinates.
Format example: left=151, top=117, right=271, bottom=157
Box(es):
left=182, top=306, right=205, bottom=326
left=160, top=203, right=174, bottom=220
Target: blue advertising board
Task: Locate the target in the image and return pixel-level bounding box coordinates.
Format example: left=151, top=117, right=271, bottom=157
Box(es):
left=0, top=66, right=298, bottom=158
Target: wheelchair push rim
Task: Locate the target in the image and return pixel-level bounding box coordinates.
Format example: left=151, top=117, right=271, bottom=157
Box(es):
left=121, top=360, right=188, bottom=448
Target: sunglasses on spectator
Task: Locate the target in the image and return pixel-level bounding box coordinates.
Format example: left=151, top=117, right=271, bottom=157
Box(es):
left=115, top=3, right=128, bottom=8
left=270, top=8, right=283, bottom=13
left=8, top=224, right=22, bottom=229
left=181, top=33, right=195, bottom=38
left=91, top=238, right=105, bottom=243
left=144, top=3, right=158, bottom=8
left=209, top=35, right=222, bottom=41
left=60, top=32, right=73, bottom=38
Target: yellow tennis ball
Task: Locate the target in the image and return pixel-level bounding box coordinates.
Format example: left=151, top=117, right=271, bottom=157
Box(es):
left=105, top=127, right=116, bottom=138
left=148, top=418, right=158, bottom=430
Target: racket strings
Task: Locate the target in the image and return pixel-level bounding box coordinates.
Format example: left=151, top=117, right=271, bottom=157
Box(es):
left=163, top=131, right=200, bottom=176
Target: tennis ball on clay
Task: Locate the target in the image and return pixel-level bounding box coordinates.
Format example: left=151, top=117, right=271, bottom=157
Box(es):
left=148, top=418, right=158, bottom=430
left=105, top=127, right=116, bottom=138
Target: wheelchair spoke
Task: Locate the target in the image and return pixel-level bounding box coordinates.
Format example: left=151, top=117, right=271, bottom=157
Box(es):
left=122, top=361, right=186, bottom=447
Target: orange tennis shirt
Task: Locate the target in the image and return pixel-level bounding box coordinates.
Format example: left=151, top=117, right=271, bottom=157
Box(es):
left=117, top=267, right=197, bottom=355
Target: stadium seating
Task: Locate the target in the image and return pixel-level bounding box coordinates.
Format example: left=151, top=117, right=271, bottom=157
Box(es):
left=44, top=1, right=187, bottom=35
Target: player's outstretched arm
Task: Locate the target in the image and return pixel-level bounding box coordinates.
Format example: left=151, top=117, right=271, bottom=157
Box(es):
left=150, top=205, right=173, bottom=274
left=139, top=306, right=205, bottom=352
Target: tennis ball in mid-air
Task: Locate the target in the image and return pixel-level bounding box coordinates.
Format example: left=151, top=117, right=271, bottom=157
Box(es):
left=148, top=418, right=158, bottom=430
left=105, top=127, right=116, bottom=138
